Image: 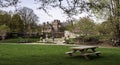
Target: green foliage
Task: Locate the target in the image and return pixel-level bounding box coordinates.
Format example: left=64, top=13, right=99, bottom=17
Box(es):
left=66, top=17, right=96, bottom=35
left=0, top=24, right=10, bottom=33
left=99, top=35, right=111, bottom=41
left=17, top=7, right=40, bottom=35
left=75, top=17, right=95, bottom=35
left=0, top=10, right=41, bottom=38
left=66, top=23, right=75, bottom=32
left=95, top=20, right=113, bottom=35
left=75, top=35, right=100, bottom=42
left=95, top=19, right=116, bottom=41
left=10, top=13, right=24, bottom=32
left=89, top=0, right=120, bottom=45
left=82, top=35, right=100, bottom=42
left=0, top=13, right=11, bottom=26
left=66, top=38, right=76, bottom=44
left=0, top=24, right=10, bottom=40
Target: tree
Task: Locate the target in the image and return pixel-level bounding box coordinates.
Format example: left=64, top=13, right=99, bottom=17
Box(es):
left=95, top=20, right=113, bottom=41
left=17, top=7, right=39, bottom=37
left=10, top=13, right=24, bottom=32
left=88, top=0, right=120, bottom=44
left=0, top=0, right=19, bottom=7
left=0, top=13, right=11, bottom=26
left=0, top=24, right=10, bottom=40
left=74, top=17, right=95, bottom=35
left=65, top=20, right=75, bottom=32
left=35, top=0, right=120, bottom=45
left=64, top=17, right=95, bottom=35
left=96, top=20, right=113, bottom=35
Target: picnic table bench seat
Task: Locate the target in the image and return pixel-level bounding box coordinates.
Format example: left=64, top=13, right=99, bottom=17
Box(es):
left=65, top=51, right=74, bottom=56
left=66, top=51, right=101, bottom=56
left=81, top=51, right=101, bottom=56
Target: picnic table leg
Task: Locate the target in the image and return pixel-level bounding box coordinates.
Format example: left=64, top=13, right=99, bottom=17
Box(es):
left=80, top=49, right=90, bottom=60
left=91, top=48, right=96, bottom=52
left=68, top=53, right=73, bottom=56
left=91, top=48, right=100, bottom=56
left=96, top=53, right=100, bottom=56
left=67, top=50, right=77, bottom=56
left=84, top=55, right=89, bottom=60
left=73, top=50, right=77, bottom=53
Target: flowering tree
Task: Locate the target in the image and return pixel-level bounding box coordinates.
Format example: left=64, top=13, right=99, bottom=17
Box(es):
left=0, top=24, right=10, bottom=40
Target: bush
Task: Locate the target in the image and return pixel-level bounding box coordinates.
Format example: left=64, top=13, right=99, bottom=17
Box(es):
left=74, top=35, right=100, bottom=45
left=65, top=38, right=76, bottom=44
left=83, top=35, right=100, bottom=42
left=75, top=35, right=100, bottom=42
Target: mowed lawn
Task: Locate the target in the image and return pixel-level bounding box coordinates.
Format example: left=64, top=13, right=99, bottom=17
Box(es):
left=0, top=44, right=120, bottom=65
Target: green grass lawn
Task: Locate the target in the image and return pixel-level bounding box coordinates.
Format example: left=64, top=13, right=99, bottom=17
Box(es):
left=0, top=38, right=40, bottom=43
left=0, top=44, right=120, bottom=65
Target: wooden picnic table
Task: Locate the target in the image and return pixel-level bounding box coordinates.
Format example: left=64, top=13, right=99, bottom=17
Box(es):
left=66, top=46, right=101, bottom=60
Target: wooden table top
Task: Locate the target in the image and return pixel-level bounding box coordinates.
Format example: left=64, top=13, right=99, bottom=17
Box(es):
left=71, top=46, right=98, bottom=50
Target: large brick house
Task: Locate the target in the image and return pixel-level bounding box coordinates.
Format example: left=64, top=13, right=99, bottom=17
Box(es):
left=41, top=19, right=64, bottom=38
left=42, top=20, right=61, bottom=33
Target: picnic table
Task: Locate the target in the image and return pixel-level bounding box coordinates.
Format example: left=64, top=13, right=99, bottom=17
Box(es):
left=66, top=46, right=101, bottom=60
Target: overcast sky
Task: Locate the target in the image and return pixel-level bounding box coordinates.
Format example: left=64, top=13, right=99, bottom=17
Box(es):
left=0, top=0, right=104, bottom=24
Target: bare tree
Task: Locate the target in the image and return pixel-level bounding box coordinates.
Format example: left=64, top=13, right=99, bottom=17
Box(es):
left=0, top=0, right=20, bottom=8
left=35, top=0, right=89, bottom=17
left=17, top=7, right=39, bottom=37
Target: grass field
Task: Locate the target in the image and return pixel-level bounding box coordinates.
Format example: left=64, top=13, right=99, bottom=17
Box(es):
left=0, top=38, right=40, bottom=43
left=0, top=44, right=120, bottom=65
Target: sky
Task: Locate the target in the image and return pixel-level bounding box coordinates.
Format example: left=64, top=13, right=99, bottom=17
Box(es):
left=0, top=0, right=104, bottom=24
